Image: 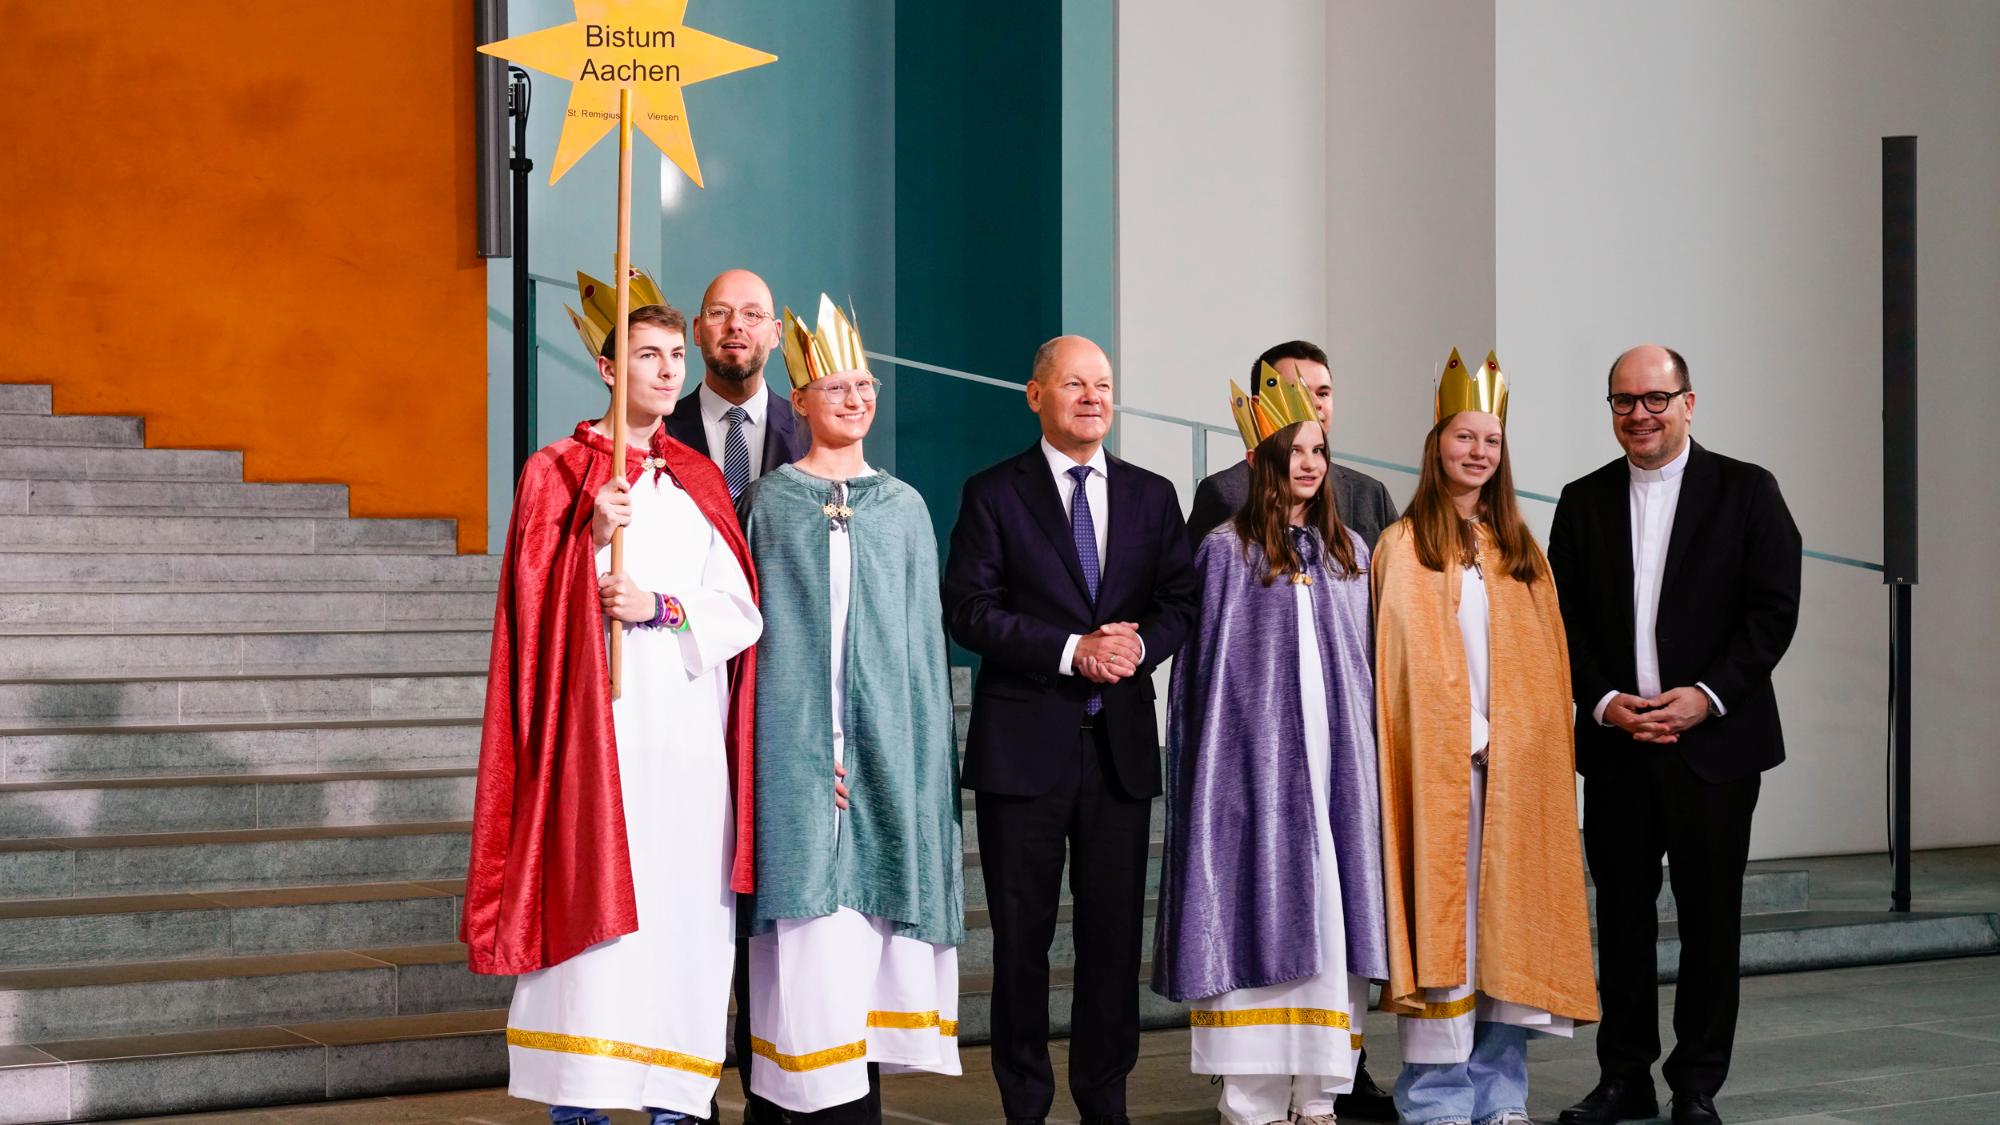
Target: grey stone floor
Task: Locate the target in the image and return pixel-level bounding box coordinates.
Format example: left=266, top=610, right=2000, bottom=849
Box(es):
left=98, top=952, right=2000, bottom=1125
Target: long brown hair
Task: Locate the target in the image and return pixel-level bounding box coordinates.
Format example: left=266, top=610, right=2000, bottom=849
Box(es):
left=1404, top=414, right=1544, bottom=583
left=1232, top=420, right=1360, bottom=584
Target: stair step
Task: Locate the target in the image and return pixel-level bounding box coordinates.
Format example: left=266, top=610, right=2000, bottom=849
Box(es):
left=0, top=880, right=465, bottom=970
left=0, top=768, right=476, bottom=838
left=0, top=479, right=348, bottom=518
left=0, top=670, right=483, bottom=731
left=0, top=589, right=492, bottom=633
left=0, top=445, right=242, bottom=482
left=0, top=821, right=469, bottom=900
left=0, top=716, right=479, bottom=783
left=1668, top=909, right=2000, bottom=978
left=0, top=1008, right=508, bottom=1120
left=0, top=627, right=491, bottom=678
left=0, top=942, right=507, bottom=1047
left=0, top=514, right=456, bottom=554
left=0, top=551, right=500, bottom=587
left=0, top=386, right=51, bottom=416
left=0, top=414, right=142, bottom=448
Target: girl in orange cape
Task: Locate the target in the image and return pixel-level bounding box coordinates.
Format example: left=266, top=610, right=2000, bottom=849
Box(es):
left=1372, top=356, right=1596, bottom=1125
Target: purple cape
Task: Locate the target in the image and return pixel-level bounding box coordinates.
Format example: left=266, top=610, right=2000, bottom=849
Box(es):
left=1152, top=525, right=1389, bottom=1002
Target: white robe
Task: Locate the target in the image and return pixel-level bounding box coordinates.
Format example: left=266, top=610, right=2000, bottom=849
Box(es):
left=748, top=469, right=961, bottom=1114
left=506, top=468, right=762, bottom=1114
left=1193, top=577, right=1368, bottom=1125
left=1396, top=563, right=1574, bottom=1065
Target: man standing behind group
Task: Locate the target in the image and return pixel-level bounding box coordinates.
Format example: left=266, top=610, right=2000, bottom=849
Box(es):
left=1550, top=345, right=1800, bottom=1125
left=1185, top=340, right=1398, bottom=550
left=667, top=268, right=811, bottom=500
left=667, top=267, right=809, bottom=1124
left=944, top=336, right=1199, bottom=1125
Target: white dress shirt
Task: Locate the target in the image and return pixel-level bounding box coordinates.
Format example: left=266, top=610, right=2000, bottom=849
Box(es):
left=1040, top=438, right=1139, bottom=676
left=697, top=381, right=768, bottom=483
left=1593, top=440, right=1725, bottom=724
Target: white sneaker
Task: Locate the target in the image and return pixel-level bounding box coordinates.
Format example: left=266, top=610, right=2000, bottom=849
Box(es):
left=1288, top=1113, right=1338, bottom=1124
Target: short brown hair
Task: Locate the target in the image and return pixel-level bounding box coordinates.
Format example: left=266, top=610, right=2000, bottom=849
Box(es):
left=598, top=303, right=687, bottom=360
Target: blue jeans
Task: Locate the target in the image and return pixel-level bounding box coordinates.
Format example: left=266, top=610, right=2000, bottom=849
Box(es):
left=1393, top=1022, right=1529, bottom=1125
left=549, top=1106, right=689, bottom=1125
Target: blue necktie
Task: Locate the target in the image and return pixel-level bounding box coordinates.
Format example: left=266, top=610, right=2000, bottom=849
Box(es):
left=1068, top=465, right=1104, bottom=715
left=721, top=406, right=751, bottom=499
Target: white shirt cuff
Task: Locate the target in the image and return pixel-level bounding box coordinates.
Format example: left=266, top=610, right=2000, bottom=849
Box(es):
left=1592, top=690, right=1618, bottom=727
left=1697, top=682, right=1726, bottom=717
left=1059, top=633, right=1081, bottom=676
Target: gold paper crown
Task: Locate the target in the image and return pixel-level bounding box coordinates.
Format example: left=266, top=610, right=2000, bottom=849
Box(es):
left=564, top=267, right=669, bottom=361
left=1434, top=347, right=1508, bottom=425
left=780, top=294, right=868, bottom=390
left=1227, top=361, right=1320, bottom=450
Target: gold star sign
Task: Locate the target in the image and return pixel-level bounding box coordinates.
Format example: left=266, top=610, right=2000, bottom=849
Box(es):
left=478, top=0, right=776, bottom=186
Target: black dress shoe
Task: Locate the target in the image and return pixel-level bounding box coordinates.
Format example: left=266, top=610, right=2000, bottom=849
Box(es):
left=1334, top=1060, right=1397, bottom=1120
left=1004, top=1119, right=1045, bottom=1125
left=1080, top=1116, right=1131, bottom=1125
left=1671, top=1093, right=1721, bottom=1124
left=1557, top=1078, right=1660, bottom=1125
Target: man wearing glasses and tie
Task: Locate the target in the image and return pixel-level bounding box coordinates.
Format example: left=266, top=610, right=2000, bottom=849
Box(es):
left=666, top=268, right=810, bottom=1124
left=667, top=269, right=812, bottom=503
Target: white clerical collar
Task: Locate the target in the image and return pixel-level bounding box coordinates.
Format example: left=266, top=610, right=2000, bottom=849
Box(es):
left=1629, top=439, right=1691, bottom=484
left=1040, top=437, right=1107, bottom=480
left=699, top=380, right=767, bottom=425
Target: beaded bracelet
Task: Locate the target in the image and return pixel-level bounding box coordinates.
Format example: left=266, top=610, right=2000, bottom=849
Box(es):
left=642, top=592, right=689, bottom=632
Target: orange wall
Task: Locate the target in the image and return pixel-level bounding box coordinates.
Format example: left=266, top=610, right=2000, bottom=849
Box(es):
left=0, top=1, right=488, bottom=551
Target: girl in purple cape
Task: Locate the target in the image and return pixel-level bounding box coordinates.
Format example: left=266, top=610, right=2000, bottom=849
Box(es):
left=1155, top=416, right=1389, bottom=1125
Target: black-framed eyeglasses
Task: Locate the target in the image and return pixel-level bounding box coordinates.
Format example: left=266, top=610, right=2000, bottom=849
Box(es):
left=1607, top=390, right=1688, bottom=415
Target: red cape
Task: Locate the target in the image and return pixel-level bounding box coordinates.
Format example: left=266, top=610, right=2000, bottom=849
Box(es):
left=461, top=420, right=758, bottom=975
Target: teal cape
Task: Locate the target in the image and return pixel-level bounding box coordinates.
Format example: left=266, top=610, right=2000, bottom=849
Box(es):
left=737, top=463, right=965, bottom=946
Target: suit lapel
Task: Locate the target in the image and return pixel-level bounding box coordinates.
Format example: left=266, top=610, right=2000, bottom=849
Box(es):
left=1601, top=461, right=1636, bottom=652
left=1660, top=441, right=1715, bottom=598
left=762, top=386, right=798, bottom=470
left=1012, top=448, right=1093, bottom=606
left=668, top=392, right=710, bottom=458
left=1096, top=456, right=1140, bottom=610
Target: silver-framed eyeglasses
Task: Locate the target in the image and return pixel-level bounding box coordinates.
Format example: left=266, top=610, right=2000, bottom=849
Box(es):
left=1607, top=390, right=1689, bottom=415
left=698, top=304, right=773, bottom=326
left=807, top=379, right=881, bottom=405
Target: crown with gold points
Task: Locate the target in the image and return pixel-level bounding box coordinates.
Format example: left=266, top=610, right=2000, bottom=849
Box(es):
left=564, top=266, right=670, bottom=361
left=1434, top=347, right=1509, bottom=426
left=1228, top=361, right=1319, bottom=450
left=780, top=294, right=868, bottom=389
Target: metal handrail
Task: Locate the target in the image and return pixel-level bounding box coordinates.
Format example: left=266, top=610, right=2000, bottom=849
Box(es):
left=864, top=350, right=1884, bottom=574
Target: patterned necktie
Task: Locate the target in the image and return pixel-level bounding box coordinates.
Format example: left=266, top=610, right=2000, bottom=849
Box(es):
left=721, top=406, right=751, bottom=499
left=1068, top=465, right=1104, bottom=715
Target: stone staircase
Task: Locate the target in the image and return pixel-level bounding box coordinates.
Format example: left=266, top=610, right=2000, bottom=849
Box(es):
left=0, top=384, right=500, bottom=1122
left=0, top=383, right=1991, bottom=1122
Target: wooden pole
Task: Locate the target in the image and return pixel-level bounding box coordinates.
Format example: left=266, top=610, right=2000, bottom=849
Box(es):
left=608, top=88, right=634, bottom=700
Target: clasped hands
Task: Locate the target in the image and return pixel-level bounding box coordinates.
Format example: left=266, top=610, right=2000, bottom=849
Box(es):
left=1605, top=686, right=1713, bottom=744
left=1075, top=621, right=1143, bottom=685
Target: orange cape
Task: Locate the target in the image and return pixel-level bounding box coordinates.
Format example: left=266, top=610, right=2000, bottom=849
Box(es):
left=1371, top=520, right=1598, bottom=1022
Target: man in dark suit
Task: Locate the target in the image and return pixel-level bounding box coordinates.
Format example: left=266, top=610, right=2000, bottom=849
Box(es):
left=665, top=268, right=810, bottom=500
left=1550, top=345, right=1801, bottom=1125
left=944, top=336, right=1199, bottom=1125
left=1185, top=339, right=1398, bottom=551
left=670, top=268, right=808, bottom=1125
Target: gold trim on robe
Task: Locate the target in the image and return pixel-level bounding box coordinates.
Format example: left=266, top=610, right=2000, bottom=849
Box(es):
left=506, top=1027, right=725, bottom=1078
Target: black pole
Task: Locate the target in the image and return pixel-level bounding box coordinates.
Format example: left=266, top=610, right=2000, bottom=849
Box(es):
left=1882, top=134, right=1917, bottom=913
left=510, top=71, right=535, bottom=482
